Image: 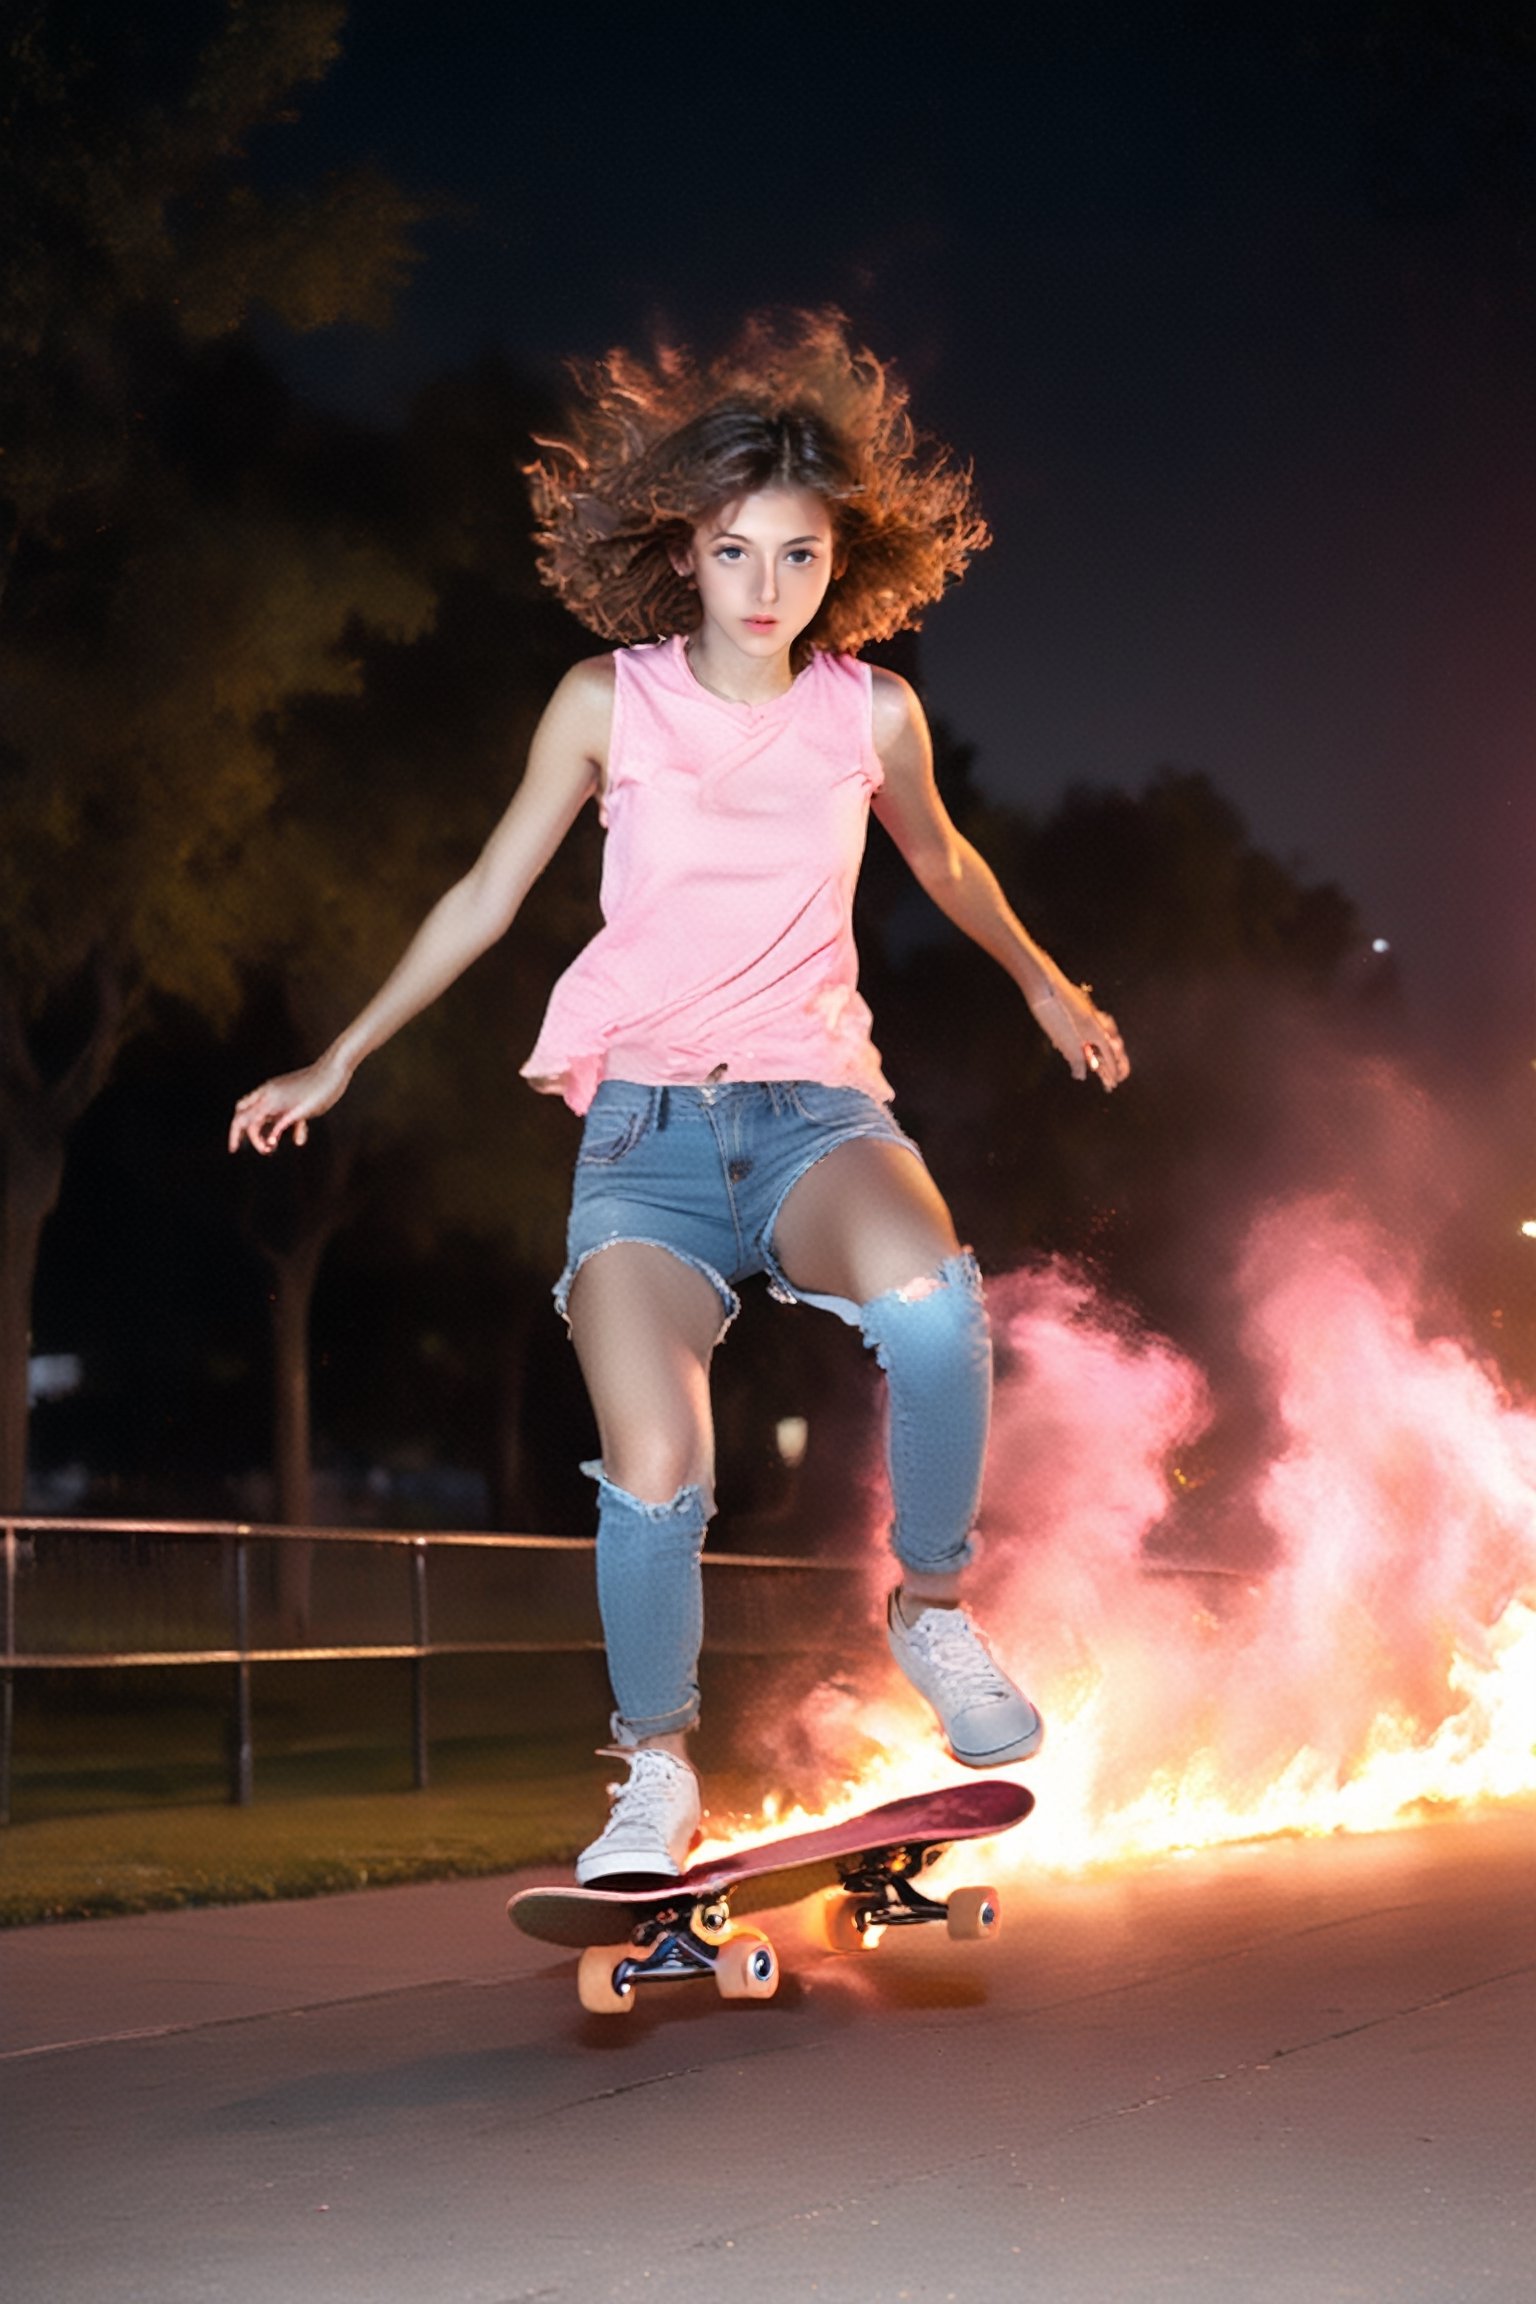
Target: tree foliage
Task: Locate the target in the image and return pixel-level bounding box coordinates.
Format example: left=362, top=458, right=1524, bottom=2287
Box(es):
left=0, top=1, right=431, bottom=1503
left=230, top=361, right=600, bottom=1526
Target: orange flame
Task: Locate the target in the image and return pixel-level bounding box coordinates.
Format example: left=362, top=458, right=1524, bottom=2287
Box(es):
left=697, top=1196, right=1536, bottom=1874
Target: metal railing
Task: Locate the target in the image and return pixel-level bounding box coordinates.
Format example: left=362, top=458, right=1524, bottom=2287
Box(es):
left=0, top=1514, right=862, bottom=1825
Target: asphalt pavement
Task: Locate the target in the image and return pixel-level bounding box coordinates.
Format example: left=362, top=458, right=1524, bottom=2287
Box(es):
left=2, top=1805, right=1532, bottom=2302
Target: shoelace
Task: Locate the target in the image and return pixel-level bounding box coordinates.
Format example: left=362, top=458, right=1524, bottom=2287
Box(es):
left=909, top=1610, right=1014, bottom=1702
left=596, top=1752, right=690, bottom=1839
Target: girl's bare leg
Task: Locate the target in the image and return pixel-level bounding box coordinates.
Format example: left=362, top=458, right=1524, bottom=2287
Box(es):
left=774, top=1139, right=969, bottom=1603
left=567, top=1240, right=720, bottom=1502
left=772, top=1137, right=961, bottom=1306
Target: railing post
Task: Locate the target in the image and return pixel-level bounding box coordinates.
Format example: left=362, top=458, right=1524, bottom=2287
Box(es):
left=410, top=1539, right=430, bottom=1790
left=229, top=1534, right=253, bottom=1806
left=1, top=1517, right=15, bottom=1829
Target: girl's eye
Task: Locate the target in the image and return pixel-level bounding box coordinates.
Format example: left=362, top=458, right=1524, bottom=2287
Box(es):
left=714, top=545, right=745, bottom=561
left=786, top=549, right=817, bottom=566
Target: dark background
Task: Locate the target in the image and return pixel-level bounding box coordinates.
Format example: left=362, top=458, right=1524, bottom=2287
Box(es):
left=15, top=0, right=1536, bottom=1529
left=250, top=0, right=1535, bottom=1050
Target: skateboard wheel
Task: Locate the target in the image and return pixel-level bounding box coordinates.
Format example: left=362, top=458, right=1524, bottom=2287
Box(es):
left=814, top=1889, right=869, bottom=1956
left=692, top=1896, right=732, bottom=1945
left=714, top=1931, right=779, bottom=2000
left=576, top=1945, right=636, bottom=2014
left=945, top=1885, right=1001, bottom=1940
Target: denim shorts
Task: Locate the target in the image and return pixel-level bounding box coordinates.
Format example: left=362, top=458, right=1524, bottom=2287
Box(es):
left=556, top=1079, right=924, bottom=1337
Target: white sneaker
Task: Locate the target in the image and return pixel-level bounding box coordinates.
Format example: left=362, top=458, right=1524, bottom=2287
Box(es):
left=575, top=1747, right=702, bottom=1886
left=887, top=1594, right=1044, bottom=1765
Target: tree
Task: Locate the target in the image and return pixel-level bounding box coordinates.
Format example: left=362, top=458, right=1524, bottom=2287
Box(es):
left=0, top=1, right=432, bottom=1504
left=231, top=379, right=599, bottom=1534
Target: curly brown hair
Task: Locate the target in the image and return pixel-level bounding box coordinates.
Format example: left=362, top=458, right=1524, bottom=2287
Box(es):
left=525, top=310, right=990, bottom=658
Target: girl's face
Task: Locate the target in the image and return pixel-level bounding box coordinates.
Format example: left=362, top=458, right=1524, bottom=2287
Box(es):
left=675, top=487, right=837, bottom=662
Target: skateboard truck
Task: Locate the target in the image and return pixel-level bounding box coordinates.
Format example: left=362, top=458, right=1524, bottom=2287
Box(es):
left=835, top=1840, right=971, bottom=1934
left=579, top=1897, right=781, bottom=2013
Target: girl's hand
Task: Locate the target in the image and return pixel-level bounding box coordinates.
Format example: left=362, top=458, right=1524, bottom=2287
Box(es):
left=228, top=1051, right=353, bottom=1155
left=1028, top=981, right=1130, bottom=1091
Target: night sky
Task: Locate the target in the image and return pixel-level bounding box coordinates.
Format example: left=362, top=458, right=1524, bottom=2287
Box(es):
left=254, top=1, right=1534, bottom=1058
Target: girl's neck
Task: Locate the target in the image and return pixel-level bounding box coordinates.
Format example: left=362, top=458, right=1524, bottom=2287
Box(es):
left=682, top=631, right=797, bottom=706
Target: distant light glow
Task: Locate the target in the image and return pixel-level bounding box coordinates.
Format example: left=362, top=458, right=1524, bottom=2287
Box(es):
left=27, top=1353, right=82, bottom=1404
left=1371, top=937, right=1391, bottom=954
left=1522, top=1221, right=1536, bottom=1240
left=776, top=1415, right=809, bottom=1467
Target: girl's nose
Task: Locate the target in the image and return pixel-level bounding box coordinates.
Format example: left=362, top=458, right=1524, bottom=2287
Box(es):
left=757, top=560, right=778, bottom=604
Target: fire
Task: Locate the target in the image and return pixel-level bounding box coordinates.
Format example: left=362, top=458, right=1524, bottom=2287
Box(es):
left=697, top=1195, right=1536, bottom=1875
left=1016, top=1589, right=1536, bottom=1872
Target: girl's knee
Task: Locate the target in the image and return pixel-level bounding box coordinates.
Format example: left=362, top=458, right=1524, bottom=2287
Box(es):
left=859, top=1253, right=990, bottom=1576
left=583, top=1382, right=715, bottom=1507
left=858, top=1249, right=991, bottom=1379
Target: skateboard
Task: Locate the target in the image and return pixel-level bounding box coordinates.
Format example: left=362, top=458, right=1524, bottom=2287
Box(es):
left=508, top=1777, right=1034, bottom=2013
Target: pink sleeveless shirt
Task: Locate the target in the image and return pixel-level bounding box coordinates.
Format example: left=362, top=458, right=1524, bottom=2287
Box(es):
left=521, top=636, right=892, bottom=1114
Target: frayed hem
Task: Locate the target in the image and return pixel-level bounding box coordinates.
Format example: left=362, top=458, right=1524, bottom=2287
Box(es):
left=859, top=1248, right=985, bottom=1366
left=603, top=1711, right=702, bottom=1748
left=581, top=1459, right=717, bottom=1522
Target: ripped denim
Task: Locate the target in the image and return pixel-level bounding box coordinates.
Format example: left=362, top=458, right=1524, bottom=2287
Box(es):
left=585, top=1461, right=713, bottom=1745
left=559, top=1083, right=993, bottom=1741
left=858, top=1249, right=989, bottom=1581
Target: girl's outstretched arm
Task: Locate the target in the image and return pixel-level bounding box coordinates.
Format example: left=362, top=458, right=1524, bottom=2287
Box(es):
left=229, top=658, right=614, bottom=1154
left=870, top=670, right=1129, bottom=1090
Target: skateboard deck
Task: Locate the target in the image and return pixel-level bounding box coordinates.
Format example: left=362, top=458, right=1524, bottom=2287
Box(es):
left=509, top=1777, right=1034, bottom=2013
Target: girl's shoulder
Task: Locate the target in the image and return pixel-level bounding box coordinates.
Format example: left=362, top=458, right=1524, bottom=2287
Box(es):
left=542, top=650, right=618, bottom=699
left=562, top=650, right=619, bottom=699
left=867, top=663, right=924, bottom=752
left=537, top=652, right=618, bottom=759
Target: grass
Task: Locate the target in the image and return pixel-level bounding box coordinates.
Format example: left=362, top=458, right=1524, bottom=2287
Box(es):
left=0, top=1649, right=805, bottom=1926
left=0, top=1652, right=613, bottom=1925
left=0, top=1761, right=598, bottom=1927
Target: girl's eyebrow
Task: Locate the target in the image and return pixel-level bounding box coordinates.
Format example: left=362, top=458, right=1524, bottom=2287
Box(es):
left=709, top=528, right=826, bottom=547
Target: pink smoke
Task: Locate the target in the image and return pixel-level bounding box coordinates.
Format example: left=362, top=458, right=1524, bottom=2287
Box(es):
left=967, top=1194, right=1536, bottom=1813
left=782, top=1174, right=1536, bottom=1842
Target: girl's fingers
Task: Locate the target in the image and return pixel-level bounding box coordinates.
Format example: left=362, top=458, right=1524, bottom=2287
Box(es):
left=229, top=1090, right=307, bottom=1153
left=1090, top=1018, right=1129, bottom=1088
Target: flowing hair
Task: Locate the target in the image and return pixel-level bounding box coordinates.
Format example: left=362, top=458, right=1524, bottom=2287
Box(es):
left=525, top=310, right=989, bottom=658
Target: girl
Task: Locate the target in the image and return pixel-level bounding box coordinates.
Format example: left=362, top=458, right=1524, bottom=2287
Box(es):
left=230, top=313, right=1128, bottom=1885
